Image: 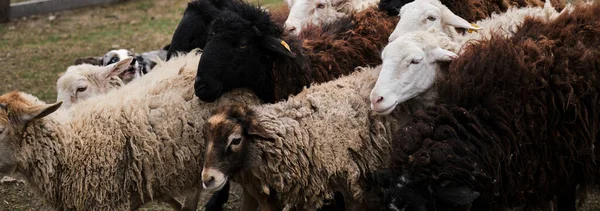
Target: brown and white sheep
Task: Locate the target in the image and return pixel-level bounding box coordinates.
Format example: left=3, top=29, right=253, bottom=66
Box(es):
left=384, top=2, right=600, bottom=210
left=0, top=51, right=261, bottom=210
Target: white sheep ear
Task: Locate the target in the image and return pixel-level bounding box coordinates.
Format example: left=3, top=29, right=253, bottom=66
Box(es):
left=102, top=57, right=133, bottom=79
left=431, top=47, right=457, bottom=62
left=442, top=8, right=481, bottom=31
left=20, top=102, right=63, bottom=122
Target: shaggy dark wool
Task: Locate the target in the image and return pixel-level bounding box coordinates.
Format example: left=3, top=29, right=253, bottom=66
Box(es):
left=390, top=2, right=600, bottom=209
left=194, top=0, right=398, bottom=103
left=271, top=8, right=398, bottom=101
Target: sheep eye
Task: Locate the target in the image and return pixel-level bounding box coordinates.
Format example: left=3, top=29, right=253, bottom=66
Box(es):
left=108, top=57, right=119, bottom=65
left=239, top=44, right=247, bottom=49
left=411, top=59, right=422, bottom=64
left=0, top=128, right=4, bottom=134
left=427, top=16, right=436, bottom=21
left=76, top=86, right=87, bottom=92
left=231, top=138, right=242, bottom=145
left=316, top=3, right=325, bottom=9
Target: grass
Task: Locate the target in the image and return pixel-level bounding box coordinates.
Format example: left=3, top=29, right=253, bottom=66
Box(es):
left=0, top=0, right=282, bottom=102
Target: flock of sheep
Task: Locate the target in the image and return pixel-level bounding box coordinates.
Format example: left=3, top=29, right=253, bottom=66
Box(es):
left=0, top=0, right=598, bottom=210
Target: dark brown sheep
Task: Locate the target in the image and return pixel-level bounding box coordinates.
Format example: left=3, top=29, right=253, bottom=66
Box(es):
left=384, top=2, right=600, bottom=211
left=193, top=0, right=398, bottom=103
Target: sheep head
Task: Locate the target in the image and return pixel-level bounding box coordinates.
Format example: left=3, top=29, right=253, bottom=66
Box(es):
left=370, top=30, right=457, bottom=115
left=388, top=0, right=481, bottom=43
left=284, top=0, right=350, bottom=35
left=0, top=92, right=62, bottom=174
left=202, top=104, right=273, bottom=191
left=195, top=0, right=295, bottom=103
left=56, top=58, right=131, bottom=109
left=167, top=0, right=231, bottom=60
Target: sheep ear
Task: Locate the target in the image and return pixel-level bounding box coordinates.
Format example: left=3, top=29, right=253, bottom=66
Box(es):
left=430, top=47, right=457, bottom=62
left=73, top=57, right=103, bottom=66
left=441, top=9, right=481, bottom=31
left=20, top=102, right=63, bottom=122
left=263, top=36, right=296, bottom=58
left=434, top=186, right=480, bottom=205
left=247, top=120, right=274, bottom=141
left=102, top=57, right=133, bottom=79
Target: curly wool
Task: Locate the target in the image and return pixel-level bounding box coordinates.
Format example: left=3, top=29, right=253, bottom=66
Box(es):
left=391, top=2, right=600, bottom=208
left=230, top=66, right=406, bottom=210
left=14, top=51, right=260, bottom=210
left=271, top=7, right=398, bottom=101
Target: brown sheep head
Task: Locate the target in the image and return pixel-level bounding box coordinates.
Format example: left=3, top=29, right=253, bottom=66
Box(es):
left=0, top=92, right=62, bottom=174
left=201, top=104, right=273, bottom=191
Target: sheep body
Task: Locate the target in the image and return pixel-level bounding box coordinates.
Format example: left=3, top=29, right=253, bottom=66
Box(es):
left=202, top=66, right=416, bottom=210
left=386, top=2, right=600, bottom=210
left=0, top=51, right=261, bottom=210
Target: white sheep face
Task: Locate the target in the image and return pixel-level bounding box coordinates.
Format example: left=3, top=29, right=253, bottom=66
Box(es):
left=370, top=34, right=457, bottom=115
left=388, top=0, right=480, bottom=43
left=56, top=58, right=132, bottom=109
left=284, top=0, right=347, bottom=35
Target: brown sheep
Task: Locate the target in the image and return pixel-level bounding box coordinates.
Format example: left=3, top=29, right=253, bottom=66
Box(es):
left=383, top=2, right=600, bottom=211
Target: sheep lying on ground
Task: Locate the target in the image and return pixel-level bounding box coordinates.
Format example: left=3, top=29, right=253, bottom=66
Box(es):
left=167, top=0, right=289, bottom=60
left=283, top=0, right=380, bottom=34
left=73, top=47, right=168, bottom=84
left=0, top=51, right=261, bottom=210
left=194, top=0, right=397, bottom=103
left=201, top=65, right=408, bottom=211
left=384, top=2, right=600, bottom=210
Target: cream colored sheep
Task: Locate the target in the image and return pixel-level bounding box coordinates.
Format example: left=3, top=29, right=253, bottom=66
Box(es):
left=0, top=51, right=260, bottom=210
left=56, top=58, right=131, bottom=109
left=200, top=66, right=417, bottom=211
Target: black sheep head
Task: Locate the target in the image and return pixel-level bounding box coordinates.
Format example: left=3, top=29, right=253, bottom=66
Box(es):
left=194, top=1, right=295, bottom=103
left=167, top=0, right=234, bottom=60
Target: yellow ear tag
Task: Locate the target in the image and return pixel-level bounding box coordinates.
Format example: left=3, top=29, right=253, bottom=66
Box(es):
left=467, top=23, right=481, bottom=33
left=280, top=40, right=292, bottom=52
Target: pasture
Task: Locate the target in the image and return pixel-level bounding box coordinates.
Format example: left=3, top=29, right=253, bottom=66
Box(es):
left=0, top=0, right=599, bottom=210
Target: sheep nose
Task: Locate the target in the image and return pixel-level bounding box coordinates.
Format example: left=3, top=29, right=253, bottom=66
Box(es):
left=287, top=26, right=297, bottom=33
left=203, top=176, right=215, bottom=188
left=372, top=96, right=384, bottom=105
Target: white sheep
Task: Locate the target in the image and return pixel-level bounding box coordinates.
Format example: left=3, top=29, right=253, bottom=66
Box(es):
left=371, top=28, right=459, bottom=115
left=388, top=0, right=561, bottom=43
left=0, top=51, right=261, bottom=210
left=200, top=65, right=415, bottom=211
left=283, top=0, right=379, bottom=34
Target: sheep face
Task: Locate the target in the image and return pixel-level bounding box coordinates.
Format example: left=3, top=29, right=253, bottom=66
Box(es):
left=370, top=32, right=456, bottom=115
left=56, top=58, right=131, bottom=109
left=201, top=104, right=272, bottom=191
left=195, top=8, right=295, bottom=103
left=284, top=0, right=347, bottom=35
left=388, top=0, right=480, bottom=43
left=0, top=92, right=62, bottom=174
